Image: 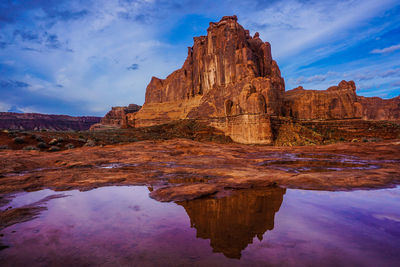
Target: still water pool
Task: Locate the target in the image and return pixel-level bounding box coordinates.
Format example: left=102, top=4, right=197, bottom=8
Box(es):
left=1, top=186, right=399, bottom=266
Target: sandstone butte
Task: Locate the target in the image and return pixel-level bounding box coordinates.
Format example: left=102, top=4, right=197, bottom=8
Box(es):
left=94, top=15, right=400, bottom=144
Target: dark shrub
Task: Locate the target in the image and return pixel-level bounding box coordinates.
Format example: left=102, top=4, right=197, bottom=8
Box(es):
left=48, top=146, right=61, bottom=152
left=23, top=146, right=38, bottom=151
left=13, top=137, right=25, bottom=144
left=65, top=143, right=75, bottom=149
left=37, top=142, right=48, bottom=149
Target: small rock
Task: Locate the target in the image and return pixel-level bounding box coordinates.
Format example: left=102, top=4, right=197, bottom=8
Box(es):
left=150, top=184, right=219, bottom=202
left=48, top=138, right=58, bottom=145
left=65, top=143, right=75, bottom=149
left=0, top=145, right=9, bottom=150
left=85, top=140, right=96, bottom=147
left=48, top=146, right=61, bottom=152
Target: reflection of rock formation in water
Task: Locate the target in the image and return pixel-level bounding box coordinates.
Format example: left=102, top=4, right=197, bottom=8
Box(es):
left=177, top=187, right=286, bottom=259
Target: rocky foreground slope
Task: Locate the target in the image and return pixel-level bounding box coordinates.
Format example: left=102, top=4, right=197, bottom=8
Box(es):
left=95, top=16, right=400, bottom=144
left=0, top=112, right=100, bottom=131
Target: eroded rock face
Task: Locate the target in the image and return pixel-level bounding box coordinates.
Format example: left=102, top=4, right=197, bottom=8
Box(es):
left=283, top=81, right=400, bottom=121
left=122, top=15, right=399, bottom=144
left=91, top=104, right=141, bottom=130
left=101, top=104, right=141, bottom=126
left=283, top=81, right=363, bottom=120
left=357, top=96, right=400, bottom=121
left=131, top=15, right=285, bottom=144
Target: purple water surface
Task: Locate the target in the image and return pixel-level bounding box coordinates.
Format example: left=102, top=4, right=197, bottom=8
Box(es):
left=0, top=186, right=399, bottom=266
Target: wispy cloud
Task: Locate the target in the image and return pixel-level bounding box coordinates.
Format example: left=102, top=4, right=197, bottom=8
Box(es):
left=289, top=74, right=328, bottom=85
left=0, top=0, right=399, bottom=115
left=240, top=0, right=398, bottom=61
left=127, top=63, right=139, bottom=70
left=371, top=44, right=400, bottom=54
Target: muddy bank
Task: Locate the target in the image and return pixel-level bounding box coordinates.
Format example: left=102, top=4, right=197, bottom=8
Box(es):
left=0, top=139, right=399, bottom=201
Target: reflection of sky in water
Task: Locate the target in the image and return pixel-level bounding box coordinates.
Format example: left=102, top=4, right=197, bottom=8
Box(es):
left=0, top=186, right=399, bottom=266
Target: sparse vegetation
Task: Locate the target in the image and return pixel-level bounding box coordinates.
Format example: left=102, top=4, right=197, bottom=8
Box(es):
left=65, top=143, right=75, bottom=149
left=22, top=146, right=38, bottom=151
left=37, top=142, right=48, bottom=149
left=48, top=146, right=61, bottom=152
left=13, top=137, right=25, bottom=144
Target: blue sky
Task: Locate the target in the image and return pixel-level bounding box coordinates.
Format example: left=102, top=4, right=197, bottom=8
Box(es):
left=0, top=0, right=399, bottom=116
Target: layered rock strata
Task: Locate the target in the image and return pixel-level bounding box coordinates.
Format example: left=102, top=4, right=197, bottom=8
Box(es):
left=90, top=104, right=141, bottom=130
left=357, top=96, right=400, bottom=121
left=95, top=16, right=399, bottom=143
left=283, top=81, right=363, bottom=120
left=0, top=112, right=100, bottom=131
left=130, top=15, right=285, bottom=144
left=283, top=82, right=400, bottom=121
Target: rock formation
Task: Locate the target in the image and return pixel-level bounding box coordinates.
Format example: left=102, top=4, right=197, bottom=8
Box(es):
left=283, top=82, right=400, bottom=121
left=357, top=96, right=400, bottom=121
left=0, top=112, right=100, bottom=131
left=130, top=15, right=285, bottom=144
left=93, top=15, right=399, bottom=144
left=283, top=81, right=363, bottom=120
left=177, top=187, right=286, bottom=259
left=90, top=104, right=141, bottom=130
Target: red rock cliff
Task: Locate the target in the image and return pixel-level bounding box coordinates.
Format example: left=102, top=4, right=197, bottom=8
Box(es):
left=357, top=96, right=400, bottom=121
left=100, top=104, right=141, bottom=126
left=283, top=81, right=400, bottom=121
left=90, top=104, right=141, bottom=130
left=283, top=81, right=363, bottom=120
left=126, top=15, right=399, bottom=143
left=132, top=15, right=285, bottom=144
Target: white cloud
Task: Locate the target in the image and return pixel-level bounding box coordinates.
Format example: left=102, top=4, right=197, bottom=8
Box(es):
left=0, top=0, right=186, bottom=115
left=1, top=0, right=400, bottom=113
left=371, top=44, right=400, bottom=54
left=239, top=0, right=397, bottom=62
left=0, top=102, right=11, bottom=112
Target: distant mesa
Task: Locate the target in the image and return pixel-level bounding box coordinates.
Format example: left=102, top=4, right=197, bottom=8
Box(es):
left=0, top=112, right=101, bottom=131
left=95, top=15, right=400, bottom=144
left=177, top=187, right=286, bottom=259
